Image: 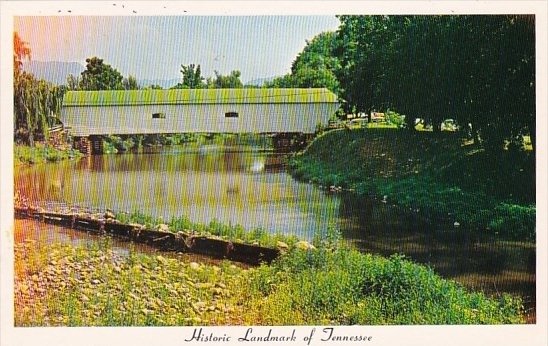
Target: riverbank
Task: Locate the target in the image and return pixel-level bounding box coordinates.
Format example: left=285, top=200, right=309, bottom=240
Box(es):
left=14, top=143, right=83, bottom=165
left=15, top=227, right=525, bottom=326
left=289, top=128, right=535, bottom=241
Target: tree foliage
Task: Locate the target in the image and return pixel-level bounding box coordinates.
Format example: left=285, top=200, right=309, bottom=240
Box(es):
left=13, top=33, right=63, bottom=145
left=13, top=32, right=31, bottom=73
left=207, top=70, right=243, bottom=88
left=335, top=15, right=535, bottom=151
left=266, top=31, right=340, bottom=93
left=79, top=57, right=124, bottom=90
left=173, top=64, right=205, bottom=89
left=123, top=75, right=140, bottom=90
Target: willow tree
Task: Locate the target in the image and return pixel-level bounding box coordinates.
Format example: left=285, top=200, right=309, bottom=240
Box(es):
left=13, top=32, right=63, bottom=145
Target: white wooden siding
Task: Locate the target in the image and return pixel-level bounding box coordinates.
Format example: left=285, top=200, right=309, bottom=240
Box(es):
left=60, top=102, right=338, bottom=136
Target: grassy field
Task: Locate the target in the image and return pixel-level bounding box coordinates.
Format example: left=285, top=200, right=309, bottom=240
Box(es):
left=290, top=128, right=535, bottom=240
left=14, top=238, right=525, bottom=326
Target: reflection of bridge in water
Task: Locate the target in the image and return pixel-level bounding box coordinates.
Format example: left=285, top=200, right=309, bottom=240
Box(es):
left=72, top=148, right=289, bottom=174
left=59, top=89, right=339, bottom=154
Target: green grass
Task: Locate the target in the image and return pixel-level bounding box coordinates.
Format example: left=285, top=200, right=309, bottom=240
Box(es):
left=114, top=211, right=300, bottom=248
left=14, top=144, right=83, bottom=165
left=290, top=128, right=535, bottom=240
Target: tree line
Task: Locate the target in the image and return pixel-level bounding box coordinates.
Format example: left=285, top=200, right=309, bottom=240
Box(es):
left=14, top=15, right=535, bottom=152
left=269, top=15, right=535, bottom=152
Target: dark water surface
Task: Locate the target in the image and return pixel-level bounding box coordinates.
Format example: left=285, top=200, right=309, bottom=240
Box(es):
left=14, top=146, right=536, bottom=321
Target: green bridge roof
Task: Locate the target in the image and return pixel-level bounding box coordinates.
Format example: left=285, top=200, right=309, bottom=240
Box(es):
left=63, top=88, right=338, bottom=107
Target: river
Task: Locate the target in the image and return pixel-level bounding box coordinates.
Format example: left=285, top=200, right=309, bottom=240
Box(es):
left=14, top=145, right=536, bottom=321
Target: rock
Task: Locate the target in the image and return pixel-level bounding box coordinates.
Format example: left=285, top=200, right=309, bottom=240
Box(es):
left=156, top=255, right=167, bottom=264
left=276, top=241, right=289, bottom=250
left=104, top=210, right=116, bottom=219
left=454, top=221, right=461, bottom=228
left=156, top=223, right=169, bottom=232
left=295, top=241, right=316, bottom=251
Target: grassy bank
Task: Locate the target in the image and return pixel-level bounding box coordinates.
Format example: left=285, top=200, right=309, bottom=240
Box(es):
left=14, top=144, right=83, bottom=165
left=289, top=129, right=535, bottom=240
left=15, top=239, right=524, bottom=326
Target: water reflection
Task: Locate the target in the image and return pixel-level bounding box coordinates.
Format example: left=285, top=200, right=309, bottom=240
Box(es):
left=14, top=147, right=339, bottom=239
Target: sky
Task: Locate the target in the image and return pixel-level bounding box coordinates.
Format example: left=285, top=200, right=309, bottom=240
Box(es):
left=14, top=16, right=340, bottom=84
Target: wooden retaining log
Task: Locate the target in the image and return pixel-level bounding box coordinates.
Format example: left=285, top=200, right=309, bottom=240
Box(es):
left=14, top=207, right=281, bottom=265
left=184, top=236, right=280, bottom=265
left=230, top=242, right=280, bottom=265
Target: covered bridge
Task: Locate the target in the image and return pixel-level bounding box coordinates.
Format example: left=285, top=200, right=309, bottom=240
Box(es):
left=60, top=88, right=339, bottom=153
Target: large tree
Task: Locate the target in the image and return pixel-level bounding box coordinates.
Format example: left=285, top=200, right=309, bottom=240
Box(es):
left=266, top=31, right=340, bottom=93
left=13, top=33, right=63, bottom=145
left=79, top=57, right=124, bottom=90
left=336, top=15, right=535, bottom=151
left=386, top=15, right=535, bottom=148
left=336, top=16, right=402, bottom=120
left=14, top=76, right=64, bottom=145
left=173, top=64, right=205, bottom=89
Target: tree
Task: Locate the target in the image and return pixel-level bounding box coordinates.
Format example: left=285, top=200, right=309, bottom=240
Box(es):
left=264, top=74, right=295, bottom=88
left=207, top=70, right=243, bottom=88
left=336, top=15, right=535, bottom=150
left=13, top=32, right=31, bottom=73
left=291, top=31, right=341, bottom=93
left=13, top=33, right=65, bottom=145
left=79, top=57, right=124, bottom=90
left=123, top=75, right=140, bottom=90
left=66, top=74, right=81, bottom=91
left=386, top=15, right=535, bottom=148
left=336, top=16, right=400, bottom=120
left=14, top=71, right=63, bottom=145
left=173, top=64, right=205, bottom=89
left=265, top=31, right=340, bottom=94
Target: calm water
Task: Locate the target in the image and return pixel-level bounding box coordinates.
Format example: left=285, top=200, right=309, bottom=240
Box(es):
left=14, top=146, right=536, bottom=320
left=15, top=146, right=339, bottom=240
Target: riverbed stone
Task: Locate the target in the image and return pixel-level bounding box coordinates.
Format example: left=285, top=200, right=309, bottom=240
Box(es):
left=295, top=241, right=316, bottom=251
left=156, top=223, right=169, bottom=232
left=276, top=241, right=289, bottom=250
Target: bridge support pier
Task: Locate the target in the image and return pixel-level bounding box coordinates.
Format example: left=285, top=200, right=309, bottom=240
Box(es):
left=90, top=135, right=103, bottom=154
left=272, top=133, right=313, bottom=152
left=73, top=136, right=102, bottom=155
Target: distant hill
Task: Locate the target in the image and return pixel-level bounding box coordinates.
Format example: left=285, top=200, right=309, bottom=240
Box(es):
left=245, top=76, right=277, bottom=87
left=22, top=61, right=85, bottom=85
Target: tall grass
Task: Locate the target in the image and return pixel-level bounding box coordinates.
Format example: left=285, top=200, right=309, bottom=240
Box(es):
left=240, top=247, right=525, bottom=325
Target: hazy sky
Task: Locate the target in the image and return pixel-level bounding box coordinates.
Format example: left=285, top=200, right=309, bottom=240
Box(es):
left=14, top=16, right=340, bottom=83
